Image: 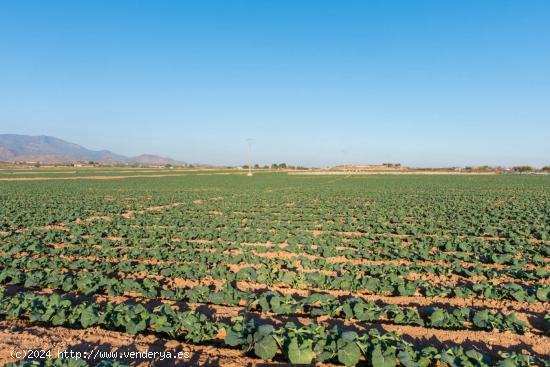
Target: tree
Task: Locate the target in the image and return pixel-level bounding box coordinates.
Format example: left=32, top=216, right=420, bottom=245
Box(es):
left=542, top=166, right=550, bottom=172
left=271, top=163, right=279, bottom=169
left=254, top=164, right=260, bottom=169
left=512, top=166, right=533, bottom=173
left=279, top=163, right=287, bottom=169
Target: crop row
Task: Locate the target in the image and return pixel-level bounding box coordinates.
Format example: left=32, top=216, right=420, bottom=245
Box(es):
left=12, top=218, right=548, bottom=266
left=3, top=175, right=550, bottom=243
left=3, top=230, right=548, bottom=284
left=0, top=288, right=546, bottom=367
left=2, top=234, right=548, bottom=290
left=2, top=250, right=548, bottom=304
left=0, top=265, right=538, bottom=335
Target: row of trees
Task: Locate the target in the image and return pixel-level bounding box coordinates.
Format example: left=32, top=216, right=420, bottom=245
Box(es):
left=511, top=166, right=550, bottom=173
left=242, top=163, right=309, bottom=170
left=461, top=166, right=550, bottom=173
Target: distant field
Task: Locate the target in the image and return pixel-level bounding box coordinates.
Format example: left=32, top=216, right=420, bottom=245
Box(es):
left=0, top=173, right=549, bottom=366
left=0, top=167, right=249, bottom=179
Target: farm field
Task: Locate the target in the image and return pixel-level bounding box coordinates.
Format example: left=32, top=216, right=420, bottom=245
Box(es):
left=0, top=172, right=549, bottom=366
left=0, top=167, right=251, bottom=180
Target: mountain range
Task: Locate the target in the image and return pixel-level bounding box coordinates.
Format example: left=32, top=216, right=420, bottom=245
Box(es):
left=0, top=134, right=184, bottom=165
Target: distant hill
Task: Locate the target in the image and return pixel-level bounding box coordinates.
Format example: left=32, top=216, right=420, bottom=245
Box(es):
left=0, top=134, right=185, bottom=165
left=131, top=154, right=182, bottom=165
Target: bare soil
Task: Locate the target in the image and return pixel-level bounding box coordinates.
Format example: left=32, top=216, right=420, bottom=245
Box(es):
left=0, top=320, right=265, bottom=366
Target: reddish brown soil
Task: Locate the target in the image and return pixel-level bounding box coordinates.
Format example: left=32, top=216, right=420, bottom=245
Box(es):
left=0, top=297, right=547, bottom=365
left=4, top=209, right=549, bottom=363
left=4, top=247, right=548, bottom=316
left=0, top=320, right=264, bottom=367
left=309, top=229, right=548, bottom=244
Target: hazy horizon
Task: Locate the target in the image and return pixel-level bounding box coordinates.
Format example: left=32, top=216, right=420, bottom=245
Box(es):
left=1, top=1, right=549, bottom=167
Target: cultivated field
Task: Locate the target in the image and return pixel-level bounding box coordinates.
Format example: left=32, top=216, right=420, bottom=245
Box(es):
left=0, top=171, right=549, bottom=366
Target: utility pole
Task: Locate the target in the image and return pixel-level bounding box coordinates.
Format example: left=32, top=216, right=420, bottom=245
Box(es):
left=246, top=138, right=253, bottom=176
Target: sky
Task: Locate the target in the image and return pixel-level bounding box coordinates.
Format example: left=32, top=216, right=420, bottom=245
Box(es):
left=1, top=1, right=549, bottom=167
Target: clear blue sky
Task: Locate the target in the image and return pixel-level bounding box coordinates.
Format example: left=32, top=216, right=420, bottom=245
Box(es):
left=1, top=1, right=549, bottom=167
